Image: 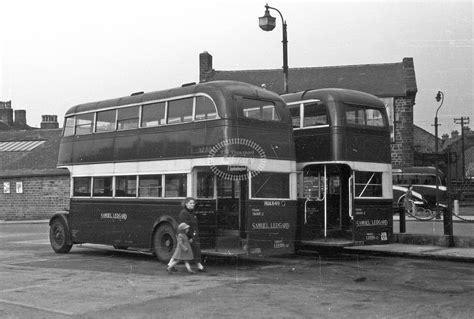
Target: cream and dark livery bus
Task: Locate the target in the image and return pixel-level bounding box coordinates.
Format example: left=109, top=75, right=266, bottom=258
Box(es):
left=49, top=81, right=297, bottom=261
left=283, top=88, right=393, bottom=248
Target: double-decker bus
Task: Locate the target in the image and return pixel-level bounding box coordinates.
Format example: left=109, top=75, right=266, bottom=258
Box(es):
left=283, top=88, right=393, bottom=247
left=49, top=81, right=297, bottom=262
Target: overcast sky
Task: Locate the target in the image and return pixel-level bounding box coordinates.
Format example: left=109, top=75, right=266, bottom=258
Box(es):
left=1, top=0, right=472, bottom=136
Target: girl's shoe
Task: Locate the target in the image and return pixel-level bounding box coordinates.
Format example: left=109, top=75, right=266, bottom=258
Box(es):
left=166, top=267, right=177, bottom=274
left=197, top=268, right=207, bottom=273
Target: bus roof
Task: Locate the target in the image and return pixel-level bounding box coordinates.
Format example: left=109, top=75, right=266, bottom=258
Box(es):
left=282, top=88, right=385, bottom=109
left=64, top=80, right=284, bottom=117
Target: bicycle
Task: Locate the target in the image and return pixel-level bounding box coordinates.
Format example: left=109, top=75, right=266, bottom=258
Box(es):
left=399, top=197, right=436, bottom=221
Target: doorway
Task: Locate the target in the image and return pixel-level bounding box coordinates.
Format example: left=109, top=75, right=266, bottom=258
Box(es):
left=299, top=164, right=352, bottom=241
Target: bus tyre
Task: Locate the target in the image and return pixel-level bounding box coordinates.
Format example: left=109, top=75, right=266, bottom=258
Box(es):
left=49, top=219, right=73, bottom=254
left=153, top=223, right=176, bottom=263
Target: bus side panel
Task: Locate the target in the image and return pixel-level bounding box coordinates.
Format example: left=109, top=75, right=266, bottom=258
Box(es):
left=353, top=199, right=393, bottom=245
left=68, top=199, right=181, bottom=248
left=246, top=200, right=297, bottom=257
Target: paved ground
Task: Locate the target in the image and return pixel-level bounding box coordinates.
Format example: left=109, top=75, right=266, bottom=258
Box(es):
left=1, top=223, right=474, bottom=318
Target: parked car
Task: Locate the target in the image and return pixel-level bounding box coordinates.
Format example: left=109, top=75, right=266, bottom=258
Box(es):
left=392, top=166, right=447, bottom=214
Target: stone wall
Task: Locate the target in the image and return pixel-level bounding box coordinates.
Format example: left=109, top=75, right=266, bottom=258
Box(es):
left=391, top=96, right=415, bottom=168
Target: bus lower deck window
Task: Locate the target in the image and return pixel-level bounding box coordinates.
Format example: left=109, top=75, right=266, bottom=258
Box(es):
left=165, top=174, right=187, bottom=197
left=93, top=177, right=113, bottom=197
left=251, top=172, right=290, bottom=199
left=138, top=175, right=162, bottom=197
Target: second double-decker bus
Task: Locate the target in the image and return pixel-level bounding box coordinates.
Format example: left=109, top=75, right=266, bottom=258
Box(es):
left=49, top=81, right=297, bottom=262
left=283, top=88, right=393, bottom=248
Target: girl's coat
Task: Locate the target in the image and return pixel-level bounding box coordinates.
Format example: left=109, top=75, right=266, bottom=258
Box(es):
left=171, top=223, right=194, bottom=261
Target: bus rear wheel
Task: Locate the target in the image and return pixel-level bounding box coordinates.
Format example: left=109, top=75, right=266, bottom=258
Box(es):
left=153, top=223, right=176, bottom=263
left=49, top=219, right=73, bottom=254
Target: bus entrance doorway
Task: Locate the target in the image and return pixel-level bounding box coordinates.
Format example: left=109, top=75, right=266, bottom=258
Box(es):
left=194, top=168, right=248, bottom=255
left=298, top=164, right=354, bottom=246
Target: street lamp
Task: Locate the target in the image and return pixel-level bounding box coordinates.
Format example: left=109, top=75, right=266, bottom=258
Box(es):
left=434, top=90, right=444, bottom=153
left=434, top=90, right=444, bottom=219
left=259, top=3, right=288, bottom=94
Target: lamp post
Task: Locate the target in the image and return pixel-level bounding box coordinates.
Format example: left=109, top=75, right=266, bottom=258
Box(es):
left=434, top=91, right=444, bottom=219
left=434, top=91, right=444, bottom=153
left=259, top=3, right=288, bottom=94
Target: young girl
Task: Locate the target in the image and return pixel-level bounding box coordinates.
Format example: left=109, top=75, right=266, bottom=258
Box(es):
left=166, top=223, right=195, bottom=274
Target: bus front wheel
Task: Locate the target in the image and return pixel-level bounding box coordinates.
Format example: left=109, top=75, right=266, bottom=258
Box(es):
left=49, top=218, right=73, bottom=254
left=153, top=223, right=176, bottom=263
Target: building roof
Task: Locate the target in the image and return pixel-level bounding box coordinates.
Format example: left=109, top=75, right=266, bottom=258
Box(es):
left=0, top=129, right=67, bottom=177
left=201, top=54, right=417, bottom=97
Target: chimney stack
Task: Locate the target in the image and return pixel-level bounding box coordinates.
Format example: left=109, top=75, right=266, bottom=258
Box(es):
left=199, top=51, right=213, bottom=83
left=14, top=110, right=27, bottom=127
left=0, top=101, right=13, bottom=126
left=41, top=115, right=59, bottom=129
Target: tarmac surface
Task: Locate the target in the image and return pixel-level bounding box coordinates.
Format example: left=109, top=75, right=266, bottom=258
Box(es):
left=2, top=213, right=474, bottom=263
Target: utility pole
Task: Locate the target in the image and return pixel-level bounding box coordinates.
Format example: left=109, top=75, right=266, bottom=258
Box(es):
left=454, top=117, right=470, bottom=180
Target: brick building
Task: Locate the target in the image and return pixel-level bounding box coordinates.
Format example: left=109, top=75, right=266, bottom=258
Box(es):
left=0, top=105, right=68, bottom=220
left=199, top=51, right=418, bottom=168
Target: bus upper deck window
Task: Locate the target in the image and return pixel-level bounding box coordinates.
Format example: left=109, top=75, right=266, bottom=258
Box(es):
left=168, top=98, right=193, bottom=124
left=346, top=105, right=365, bottom=125
left=289, top=106, right=301, bottom=128
left=195, top=96, right=218, bottom=120
left=346, top=104, right=386, bottom=127
left=63, top=117, right=75, bottom=136
left=117, top=106, right=139, bottom=130
left=366, top=109, right=384, bottom=127
left=96, top=109, right=116, bottom=132
left=304, top=103, right=328, bottom=127
left=142, top=102, right=166, bottom=127
left=242, top=98, right=281, bottom=122
left=75, top=113, right=94, bottom=135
